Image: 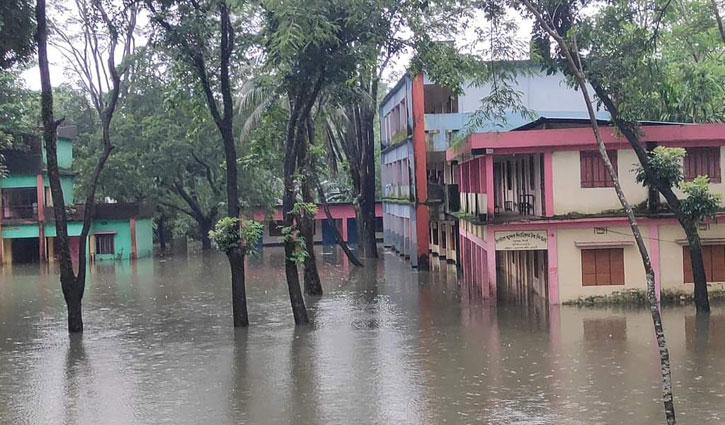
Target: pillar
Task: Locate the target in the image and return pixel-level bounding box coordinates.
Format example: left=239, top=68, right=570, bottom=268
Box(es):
left=130, top=218, right=137, bottom=259
left=543, top=151, right=554, bottom=217
left=36, top=173, right=46, bottom=262
left=0, top=201, right=3, bottom=265
left=547, top=227, right=559, bottom=304
left=485, top=155, right=494, bottom=217
left=486, top=227, right=497, bottom=304
left=342, top=218, right=348, bottom=242
left=412, top=72, right=429, bottom=269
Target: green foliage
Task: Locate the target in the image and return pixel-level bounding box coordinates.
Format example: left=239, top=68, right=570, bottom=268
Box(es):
left=680, top=176, right=723, bottom=221
left=634, top=146, right=686, bottom=188
left=0, top=0, right=36, bottom=69
left=281, top=225, right=308, bottom=264
left=209, top=217, right=264, bottom=254
left=292, top=201, right=317, bottom=217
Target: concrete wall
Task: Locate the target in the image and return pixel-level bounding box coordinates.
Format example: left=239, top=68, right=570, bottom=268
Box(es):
left=552, top=149, right=647, bottom=215
left=658, top=223, right=725, bottom=291
left=135, top=218, right=154, bottom=258
left=41, top=138, right=73, bottom=169
left=555, top=226, right=648, bottom=302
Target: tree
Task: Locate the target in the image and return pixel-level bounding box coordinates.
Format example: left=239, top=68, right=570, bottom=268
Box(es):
left=38, top=0, right=137, bottom=333
left=513, top=0, right=677, bottom=422
left=1, top=0, right=36, bottom=69
left=146, top=0, right=255, bottom=327
left=0, top=70, right=38, bottom=176
left=262, top=0, right=379, bottom=323
left=550, top=0, right=725, bottom=313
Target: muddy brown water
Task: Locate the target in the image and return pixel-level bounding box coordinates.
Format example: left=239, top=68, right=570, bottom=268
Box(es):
left=0, top=247, right=724, bottom=424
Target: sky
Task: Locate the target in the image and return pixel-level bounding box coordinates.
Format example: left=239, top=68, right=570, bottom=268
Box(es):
left=20, top=5, right=533, bottom=92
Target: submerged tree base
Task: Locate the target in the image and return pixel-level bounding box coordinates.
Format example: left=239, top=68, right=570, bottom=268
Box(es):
left=564, top=289, right=725, bottom=306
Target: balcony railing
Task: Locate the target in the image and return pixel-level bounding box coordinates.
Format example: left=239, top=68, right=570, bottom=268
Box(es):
left=383, top=184, right=411, bottom=200
left=2, top=205, right=38, bottom=220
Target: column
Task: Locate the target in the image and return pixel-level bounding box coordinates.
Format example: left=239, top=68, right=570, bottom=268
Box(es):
left=543, top=151, right=554, bottom=217
left=485, top=155, right=494, bottom=217
left=130, top=218, right=137, bottom=259
left=486, top=227, right=497, bottom=304
left=36, top=173, right=46, bottom=262
left=342, top=218, right=348, bottom=242
left=412, top=72, right=429, bottom=270
left=547, top=227, right=559, bottom=305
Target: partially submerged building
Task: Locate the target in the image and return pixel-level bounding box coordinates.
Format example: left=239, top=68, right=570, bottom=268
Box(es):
left=250, top=202, right=383, bottom=246
left=450, top=119, right=725, bottom=304
left=379, top=63, right=594, bottom=268
left=0, top=127, right=153, bottom=266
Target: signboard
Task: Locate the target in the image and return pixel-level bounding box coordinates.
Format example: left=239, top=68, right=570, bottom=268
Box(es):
left=495, top=230, right=547, bottom=251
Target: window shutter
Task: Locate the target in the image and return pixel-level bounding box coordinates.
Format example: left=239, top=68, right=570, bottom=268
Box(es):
left=610, top=248, right=625, bottom=285
left=582, top=250, right=597, bottom=286
left=683, top=247, right=694, bottom=283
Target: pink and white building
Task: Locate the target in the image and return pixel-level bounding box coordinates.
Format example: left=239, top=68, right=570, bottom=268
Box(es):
left=449, top=119, right=725, bottom=304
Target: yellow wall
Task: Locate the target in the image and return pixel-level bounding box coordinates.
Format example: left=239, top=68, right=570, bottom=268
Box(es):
left=556, top=226, right=648, bottom=302
left=552, top=149, right=647, bottom=215
left=658, top=223, right=725, bottom=291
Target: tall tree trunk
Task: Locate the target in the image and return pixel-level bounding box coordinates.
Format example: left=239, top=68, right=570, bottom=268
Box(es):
left=357, top=102, right=378, bottom=258
left=228, top=246, right=248, bottom=327
left=37, top=0, right=83, bottom=333
left=200, top=217, right=213, bottom=251
left=591, top=83, right=710, bottom=313
left=282, top=90, right=311, bottom=325
left=298, top=119, right=322, bottom=296
left=518, top=3, right=677, bottom=422
left=157, top=210, right=167, bottom=251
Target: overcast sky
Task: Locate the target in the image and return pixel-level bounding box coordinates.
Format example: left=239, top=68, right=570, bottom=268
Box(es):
left=20, top=6, right=532, bottom=91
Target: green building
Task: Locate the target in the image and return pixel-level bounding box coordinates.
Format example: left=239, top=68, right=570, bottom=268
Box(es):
left=0, top=126, right=153, bottom=265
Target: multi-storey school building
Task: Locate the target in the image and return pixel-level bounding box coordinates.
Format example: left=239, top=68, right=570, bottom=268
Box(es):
left=450, top=119, right=725, bottom=304
left=379, top=62, right=594, bottom=268
left=0, top=126, right=153, bottom=266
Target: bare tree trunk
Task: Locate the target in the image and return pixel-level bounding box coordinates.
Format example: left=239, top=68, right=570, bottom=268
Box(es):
left=592, top=84, right=710, bottom=313
left=228, top=247, right=248, bottom=327
left=200, top=217, right=213, bottom=251
left=519, top=2, right=677, bottom=422
left=356, top=103, right=379, bottom=258
left=37, top=0, right=82, bottom=333
left=282, top=91, right=311, bottom=325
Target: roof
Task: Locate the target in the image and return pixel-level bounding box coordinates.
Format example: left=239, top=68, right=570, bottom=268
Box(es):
left=512, top=117, right=687, bottom=131
left=57, top=125, right=78, bottom=140
left=447, top=121, right=725, bottom=161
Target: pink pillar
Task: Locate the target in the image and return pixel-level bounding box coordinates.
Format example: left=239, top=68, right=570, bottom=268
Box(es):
left=649, top=224, right=661, bottom=301
left=486, top=227, right=497, bottom=303
left=130, top=218, right=137, bottom=259
left=412, top=72, right=430, bottom=269
left=547, top=227, right=559, bottom=304
left=485, top=155, right=494, bottom=217
left=543, top=151, right=554, bottom=217
left=342, top=218, right=349, bottom=242
left=0, top=202, right=4, bottom=265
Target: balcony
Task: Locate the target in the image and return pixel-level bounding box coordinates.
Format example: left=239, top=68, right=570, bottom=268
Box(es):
left=2, top=205, right=38, bottom=221
left=383, top=184, right=411, bottom=201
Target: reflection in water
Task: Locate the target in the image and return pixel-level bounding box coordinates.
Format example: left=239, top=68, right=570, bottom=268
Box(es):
left=1, top=247, right=725, bottom=424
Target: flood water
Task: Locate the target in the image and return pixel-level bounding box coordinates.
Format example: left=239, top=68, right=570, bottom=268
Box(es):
left=0, top=247, right=724, bottom=425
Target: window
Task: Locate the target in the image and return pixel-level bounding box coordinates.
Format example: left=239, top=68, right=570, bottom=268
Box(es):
left=580, top=150, right=618, bottom=188
left=581, top=248, right=625, bottom=286
left=683, top=245, right=725, bottom=283
left=684, top=147, right=721, bottom=183
left=96, top=234, right=115, bottom=255
left=269, top=221, right=285, bottom=237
